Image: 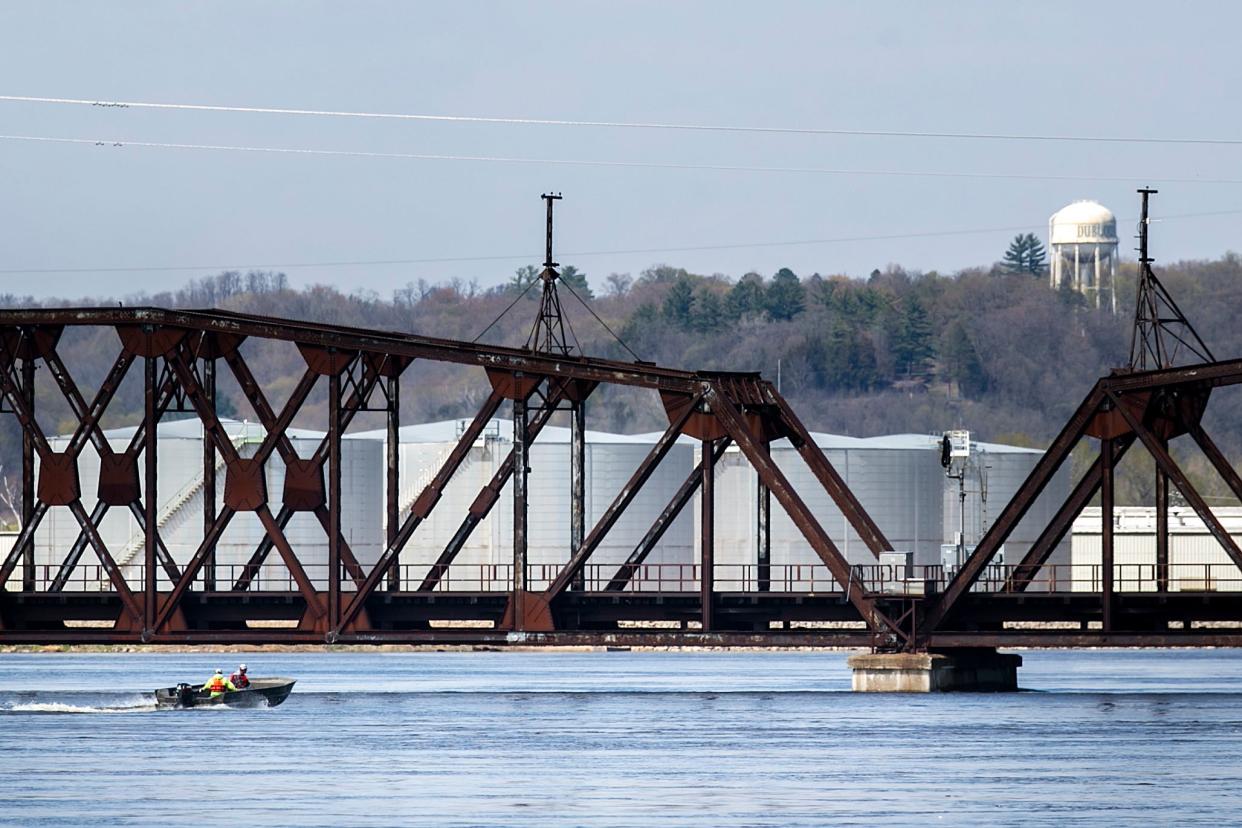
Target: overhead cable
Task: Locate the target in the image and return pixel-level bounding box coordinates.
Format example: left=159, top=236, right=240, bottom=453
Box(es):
left=2, top=94, right=1241, bottom=147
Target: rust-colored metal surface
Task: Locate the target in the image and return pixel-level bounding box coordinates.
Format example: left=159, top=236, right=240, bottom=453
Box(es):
left=2, top=304, right=1242, bottom=650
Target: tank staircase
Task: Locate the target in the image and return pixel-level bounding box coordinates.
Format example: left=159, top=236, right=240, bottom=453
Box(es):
left=112, top=433, right=247, bottom=581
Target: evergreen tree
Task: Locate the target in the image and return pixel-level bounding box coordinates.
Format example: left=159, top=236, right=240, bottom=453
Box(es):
left=726, top=273, right=766, bottom=321
left=662, top=277, right=695, bottom=326
left=689, top=287, right=724, bottom=331
left=891, top=296, right=935, bottom=375
left=558, top=265, right=593, bottom=299
left=1025, top=233, right=1048, bottom=275
left=941, top=320, right=988, bottom=397
left=766, top=267, right=805, bottom=321
left=1002, top=233, right=1048, bottom=276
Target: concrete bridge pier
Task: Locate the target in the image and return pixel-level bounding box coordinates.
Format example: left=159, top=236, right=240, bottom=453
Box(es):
left=847, top=648, right=1022, bottom=692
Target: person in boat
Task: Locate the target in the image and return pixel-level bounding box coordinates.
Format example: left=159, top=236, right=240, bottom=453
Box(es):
left=202, top=668, right=237, bottom=697
left=229, top=663, right=250, bottom=689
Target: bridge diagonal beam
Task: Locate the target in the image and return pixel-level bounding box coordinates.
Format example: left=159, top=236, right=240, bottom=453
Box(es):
left=544, top=392, right=703, bottom=603
left=49, top=375, right=179, bottom=591
left=231, top=360, right=384, bottom=590
left=925, top=384, right=1107, bottom=630
left=1186, top=422, right=1242, bottom=505
left=1110, top=391, right=1242, bottom=572
left=0, top=345, right=143, bottom=620
left=223, top=349, right=367, bottom=586
left=710, top=388, right=901, bottom=639
left=0, top=502, right=47, bottom=588
left=1006, top=434, right=1135, bottom=592
left=766, top=388, right=891, bottom=558
left=43, top=349, right=182, bottom=583
left=606, top=437, right=731, bottom=592
left=336, top=387, right=508, bottom=630
left=155, top=346, right=323, bottom=630
left=418, top=382, right=569, bottom=592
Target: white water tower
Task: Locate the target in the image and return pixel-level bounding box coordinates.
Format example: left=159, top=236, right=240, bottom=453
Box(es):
left=1049, top=200, right=1118, bottom=312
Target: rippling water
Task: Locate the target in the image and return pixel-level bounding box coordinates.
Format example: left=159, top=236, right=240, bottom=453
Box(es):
left=4, top=649, right=1242, bottom=826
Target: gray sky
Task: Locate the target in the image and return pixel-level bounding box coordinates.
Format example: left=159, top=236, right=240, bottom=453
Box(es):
left=0, top=1, right=1239, bottom=300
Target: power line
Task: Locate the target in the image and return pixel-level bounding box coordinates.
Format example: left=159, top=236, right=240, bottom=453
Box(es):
left=3, top=94, right=1241, bottom=147
left=3, top=133, right=1242, bottom=186
left=0, top=209, right=1236, bottom=277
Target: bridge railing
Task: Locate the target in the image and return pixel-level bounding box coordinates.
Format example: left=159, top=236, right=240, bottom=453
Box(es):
left=12, top=561, right=1242, bottom=595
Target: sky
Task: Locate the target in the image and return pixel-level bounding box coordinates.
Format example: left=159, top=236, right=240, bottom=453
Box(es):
left=0, top=1, right=1240, bottom=300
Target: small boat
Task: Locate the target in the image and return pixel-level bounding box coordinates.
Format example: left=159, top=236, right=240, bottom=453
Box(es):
left=153, top=677, right=297, bottom=709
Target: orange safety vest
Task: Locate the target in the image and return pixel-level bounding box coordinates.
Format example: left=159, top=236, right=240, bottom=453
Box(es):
left=206, top=676, right=227, bottom=692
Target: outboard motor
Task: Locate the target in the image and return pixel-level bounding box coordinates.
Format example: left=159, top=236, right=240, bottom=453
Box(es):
left=176, top=682, right=195, bottom=708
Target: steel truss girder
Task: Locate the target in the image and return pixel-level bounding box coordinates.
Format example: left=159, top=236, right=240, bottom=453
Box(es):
left=417, top=381, right=570, bottom=592
left=222, top=348, right=367, bottom=589
left=156, top=344, right=324, bottom=630
left=0, top=308, right=912, bottom=644
left=0, top=333, right=143, bottom=621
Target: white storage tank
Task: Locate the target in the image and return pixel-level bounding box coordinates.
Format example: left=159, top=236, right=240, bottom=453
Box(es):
left=704, top=433, right=946, bottom=591
left=36, top=417, right=383, bottom=590
left=356, top=419, right=695, bottom=590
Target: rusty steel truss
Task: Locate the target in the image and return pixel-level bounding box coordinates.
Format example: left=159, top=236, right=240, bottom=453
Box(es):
left=3, top=305, right=1242, bottom=650
left=0, top=306, right=905, bottom=647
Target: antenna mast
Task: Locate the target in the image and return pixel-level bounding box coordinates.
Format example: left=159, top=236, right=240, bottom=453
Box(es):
left=1127, top=188, right=1213, bottom=371
left=526, top=192, right=574, bottom=355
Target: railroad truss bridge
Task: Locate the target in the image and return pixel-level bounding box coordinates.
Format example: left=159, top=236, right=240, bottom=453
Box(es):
left=2, top=306, right=1242, bottom=652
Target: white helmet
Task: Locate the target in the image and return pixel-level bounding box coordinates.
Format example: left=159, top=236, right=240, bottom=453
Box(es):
left=214, top=668, right=223, bottom=675
left=238, top=663, right=247, bottom=672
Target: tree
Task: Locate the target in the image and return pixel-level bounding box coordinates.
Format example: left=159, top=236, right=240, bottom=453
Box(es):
left=941, top=320, right=988, bottom=397
left=604, top=272, right=633, bottom=297
left=689, top=286, right=724, bottom=331
left=766, top=268, right=805, bottom=321
left=1002, top=233, right=1048, bottom=276
left=662, top=277, right=695, bottom=326
left=559, top=265, right=593, bottom=299
left=891, top=296, right=935, bottom=376
left=509, top=265, right=540, bottom=293
left=726, top=273, right=766, bottom=321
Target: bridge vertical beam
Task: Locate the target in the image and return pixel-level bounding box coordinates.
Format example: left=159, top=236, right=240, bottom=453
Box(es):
left=756, top=440, right=771, bottom=593
left=20, top=356, right=34, bottom=591
left=144, top=354, right=158, bottom=631
left=1155, top=438, right=1169, bottom=593
left=606, top=438, right=731, bottom=592
left=701, top=437, right=715, bottom=631
left=386, top=373, right=401, bottom=591
left=570, top=398, right=586, bottom=591
left=328, top=369, right=342, bottom=630
left=1101, top=436, right=1115, bottom=631
left=513, top=392, right=529, bottom=627
left=202, top=356, right=216, bottom=591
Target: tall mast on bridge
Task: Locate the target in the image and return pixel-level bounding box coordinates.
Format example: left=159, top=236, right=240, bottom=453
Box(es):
left=1127, top=188, right=1213, bottom=371
left=526, top=192, right=574, bottom=355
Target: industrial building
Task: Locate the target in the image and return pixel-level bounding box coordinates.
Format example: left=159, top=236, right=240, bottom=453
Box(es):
left=1071, top=507, right=1242, bottom=592
left=36, top=417, right=383, bottom=590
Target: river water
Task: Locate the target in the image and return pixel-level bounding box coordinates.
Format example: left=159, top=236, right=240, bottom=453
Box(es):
left=2, top=649, right=1242, bottom=826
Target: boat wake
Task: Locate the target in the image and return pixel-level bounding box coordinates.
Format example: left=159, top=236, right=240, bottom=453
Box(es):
left=2, top=695, right=157, bottom=714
